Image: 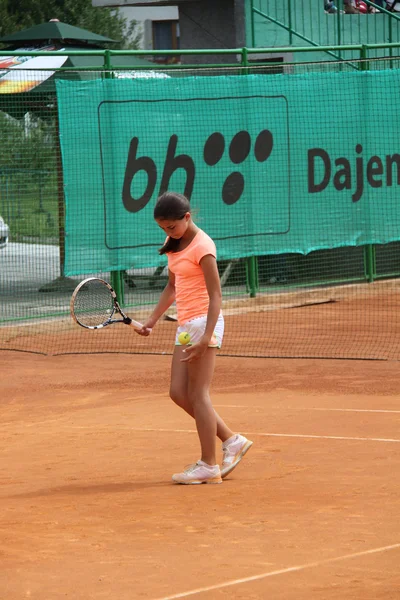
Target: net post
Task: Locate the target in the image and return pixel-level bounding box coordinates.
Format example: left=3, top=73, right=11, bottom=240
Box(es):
left=364, top=245, right=376, bottom=283
left=111, top=270, right=124, bottom=305
left=246, top=256, right=259, bottom=298
left=241, top=46, right=257, bottom=298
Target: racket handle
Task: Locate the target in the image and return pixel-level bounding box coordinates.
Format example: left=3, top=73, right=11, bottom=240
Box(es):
left=123, top=317, right=144, bottom=331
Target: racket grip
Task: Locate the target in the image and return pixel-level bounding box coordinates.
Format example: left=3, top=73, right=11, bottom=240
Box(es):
left=123, top=317, right=144, bottom=331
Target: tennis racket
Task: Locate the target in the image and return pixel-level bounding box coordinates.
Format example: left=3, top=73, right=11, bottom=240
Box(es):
left=70, top=277, right=143, bottom=331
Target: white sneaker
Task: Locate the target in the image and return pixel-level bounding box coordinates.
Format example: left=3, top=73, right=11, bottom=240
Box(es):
left=221, top=434, right=253, bottom=478
left=172, top=460, right=222, bottom=485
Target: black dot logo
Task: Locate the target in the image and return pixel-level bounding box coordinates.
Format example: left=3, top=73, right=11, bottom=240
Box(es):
left=222, top=172, right=244, bottom=206
left=254, top=130, right=273, bottom=162
left=204, top=132, right=225, bottom=166
left=203, top=130, right=274, bottom=205
left=229, top=131, right=251, bottom=164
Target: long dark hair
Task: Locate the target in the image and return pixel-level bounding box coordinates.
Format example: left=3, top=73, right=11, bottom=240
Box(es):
left=154, top=192, right=191, bottom=254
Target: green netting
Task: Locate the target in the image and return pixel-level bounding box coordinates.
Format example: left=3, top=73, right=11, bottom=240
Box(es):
left=1, top=56, right=400, bottom=359
left=57, top=69, right=400, bottom=273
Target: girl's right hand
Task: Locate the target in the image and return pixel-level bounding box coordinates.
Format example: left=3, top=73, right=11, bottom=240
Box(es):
left=136, top=321, right=154, bottom=336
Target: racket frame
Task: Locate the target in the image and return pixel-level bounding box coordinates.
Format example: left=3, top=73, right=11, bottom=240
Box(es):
left=70, top=277, right=143, bottom=331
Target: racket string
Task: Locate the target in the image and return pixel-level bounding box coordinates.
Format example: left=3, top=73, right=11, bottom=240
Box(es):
left=73, top=280, right=115, bottom=327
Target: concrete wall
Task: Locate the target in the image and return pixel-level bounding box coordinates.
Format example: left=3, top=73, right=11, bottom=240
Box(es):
left=118, top=6, right=178, bottom=49
left=178, top=0, right=246, bottom=64
left=92, top=2, right=178, bottom=50
left=92, top=0, right=400, bottom=63
left=92, top=0, right=246, bottom=61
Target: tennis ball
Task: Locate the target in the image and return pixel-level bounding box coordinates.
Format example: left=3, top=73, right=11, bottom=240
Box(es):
left=178, top=331, right=191, bottom=345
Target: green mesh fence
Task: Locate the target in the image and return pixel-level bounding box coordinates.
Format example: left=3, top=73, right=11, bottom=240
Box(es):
left=250, top=0, right=400, bottom=62
left=2, top=53, right=400, bottom=359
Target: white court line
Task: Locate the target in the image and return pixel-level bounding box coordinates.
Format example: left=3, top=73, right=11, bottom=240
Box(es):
left=298, top=408, right=400, bottom=414
left=1, top=422, right=400, bottom=443
left=4, top=406, right=398, bottom=430
left=214, top=405, right=400, bottom=414
left=154, top=542, right=400, bottom=600
left=0, top=418, right=61, bottom=428
left=122, top=428, right=400, bottom=444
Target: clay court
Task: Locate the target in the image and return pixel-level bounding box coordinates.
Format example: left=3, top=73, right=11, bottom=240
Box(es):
left=2, top=30, right=400, bottom=600
left=1, top=346, right=400, bottom=599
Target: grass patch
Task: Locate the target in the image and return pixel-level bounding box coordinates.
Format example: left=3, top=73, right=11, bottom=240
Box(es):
left=0, top=172, right=59, bottom=242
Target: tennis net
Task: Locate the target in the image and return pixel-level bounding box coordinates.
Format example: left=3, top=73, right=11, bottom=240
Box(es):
left=1, top=57, right=400, bottom=359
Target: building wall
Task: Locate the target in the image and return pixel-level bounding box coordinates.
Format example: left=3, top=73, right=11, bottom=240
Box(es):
left=92, top=0, right=246, bottom=63
left=120, top=6, right=178, bottom=50
left=93, top=0, right=400, bottom=64
left=176, top=0, right=248, bottom=64
left=178, top=0, right=236, bottom=63
left=92, top=2, right=179, bottom=50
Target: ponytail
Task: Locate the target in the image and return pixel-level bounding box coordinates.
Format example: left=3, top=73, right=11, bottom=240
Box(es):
left=159, top=236, right=180, bottom=255
left=154, top=191, right=191, bottom=255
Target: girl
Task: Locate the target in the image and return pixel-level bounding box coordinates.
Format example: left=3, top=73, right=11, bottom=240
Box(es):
left=137, top=191, right=253, bottom=485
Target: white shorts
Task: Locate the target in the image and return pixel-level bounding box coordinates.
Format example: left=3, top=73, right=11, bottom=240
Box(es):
left=175, top=314, right=224, bottom=348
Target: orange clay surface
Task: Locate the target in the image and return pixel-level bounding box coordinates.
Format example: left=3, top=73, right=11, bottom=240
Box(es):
left=1, top=351, right=400, bottom=599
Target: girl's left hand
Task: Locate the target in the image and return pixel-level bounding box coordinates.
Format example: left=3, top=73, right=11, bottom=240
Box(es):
left=180, top=339, right=209, bottom=362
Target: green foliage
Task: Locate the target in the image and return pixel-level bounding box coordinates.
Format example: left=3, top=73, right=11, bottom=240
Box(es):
left=0, top=0, right=18, bottom=38
left=0, top=0, right=141, bottom=49
left=0, top=111, right=56, bottom=170
left=0, top=179, right=59, bottom=242
left=0, top=0, right=143, bottom=240
left=0, top=111, right=59, bottom=241
left=0, top=0, right=142, bottom=242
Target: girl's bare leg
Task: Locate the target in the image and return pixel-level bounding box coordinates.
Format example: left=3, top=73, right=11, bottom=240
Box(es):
left=187, top=348, right=218, bottom=464
left=169, top=346, right=234, bottom=452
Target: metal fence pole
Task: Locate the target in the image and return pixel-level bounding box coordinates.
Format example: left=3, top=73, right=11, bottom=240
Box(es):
left=104, top=49, right=125, bottom=305
left=241, top=47, right=259, bottom=297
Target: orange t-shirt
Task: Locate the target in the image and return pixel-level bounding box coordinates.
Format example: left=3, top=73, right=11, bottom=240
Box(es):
left=167, top=229, right=217, bottom=325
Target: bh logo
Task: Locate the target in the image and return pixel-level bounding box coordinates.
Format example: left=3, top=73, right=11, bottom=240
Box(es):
left=122, top=130, right=274, bottom=213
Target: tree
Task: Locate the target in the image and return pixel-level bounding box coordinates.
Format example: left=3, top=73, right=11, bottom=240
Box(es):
left=0, top=0, right=141, bottom=49
left=0, top=111, right=56, bottom=170
left=0, top=0, right=18, bottom=38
